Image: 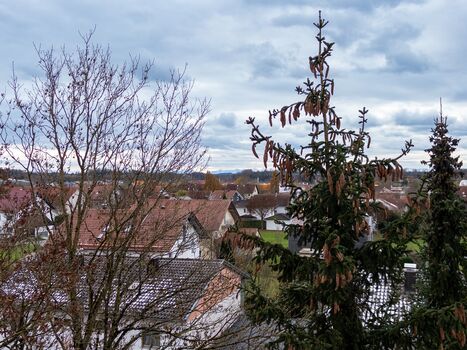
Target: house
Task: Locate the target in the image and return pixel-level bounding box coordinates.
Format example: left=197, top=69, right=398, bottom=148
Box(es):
left=363, top=263, right=417, bottom=324
left=222, top=228, right=261, bottom=253
left=0, top=186, right=32, bottom=238
left=233, top=200, right=251, bottom=218
left=288, top=214, right=375, bottom=254
left=73, top=202, right=206, bottom=259
left=275, top=193, right=291, bottom=215
left=186, top=190, right=211, bottom=199
left=375, top=192, right=409, bottom=212
left=159, top=199, right=240, bottom=258
left=0, top=255, right=248, bottom=349
left=209, top=190, right=243, bottom=202
left=210, top=312, right=279, bottom=349
left=0, top=186, right=56, bottom=240
left=35, top=184, right=77, bottom=218
left=264, top=213, right=291, bottom=231
left=226, top=184, right=259, bottom=199
left=66, top=183, right=124, bottom=213
left=143, top=199, right=240, bottom=240
left=238, top=193, right=291, bottom=221
left=458, top=185, right=467, bottom=201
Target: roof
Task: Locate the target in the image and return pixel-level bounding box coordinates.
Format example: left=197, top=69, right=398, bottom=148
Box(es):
left=209, top=190, right=241, bottom=201
left=147, top=199, right=239, bottom=233
left=364, top=280, right=413, bottom=324
left=36, top=185, right=78, bottom=209
left=2, top=256, right=245, bottom=323
left=233, top=200, right=248, bottom=209
left=0, top=186, right=32, bottom=213
left=237, top=184, right=258, bottom=196
left=225, top=184, right=259, bottom=196
left=186, top=190, right=210, bottom=199
left=375, top=192, right=409, bottom=211
left=265, top=213, right=290, bottom=221
left=246, top=193, right=291, bottom=209
left=75, top=201, right=205, bottom=253
left=276, top=193, right=291, bottom=207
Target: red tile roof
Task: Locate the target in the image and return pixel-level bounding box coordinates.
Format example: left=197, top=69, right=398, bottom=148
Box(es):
left=36, top=185, right=78, bottom=209
left=0, top=186, right=32, bottom=213
left=147, top=199, right=239, bottom=233
left=209, top=190, right=240, bottom=200
left=74, top=201, right=203, bottom=253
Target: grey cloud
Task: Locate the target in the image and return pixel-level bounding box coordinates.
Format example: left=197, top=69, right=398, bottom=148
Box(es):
left=358, top=23, right=430, bottom=73
left=240, top=42, right=289, bottom=80
left=202, top=112, right=245, bottom=150
left=445, top=117, right=467, bottom=139
left=211, top=113, right=237, bottom=129
left=384, top=49, right=429, bottom=73
left=145, top=65, right=192, bottom=83
left=202, top=134, right=244, bottom=150
left=392, top=110, right=437, bottom=132
left=450, top=85, right=467, bottom=103
left=249, top=0, right=424, bottom=12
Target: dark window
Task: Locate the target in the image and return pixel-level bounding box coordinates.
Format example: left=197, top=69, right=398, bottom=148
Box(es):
left=142, top=331, right=160, bottom=348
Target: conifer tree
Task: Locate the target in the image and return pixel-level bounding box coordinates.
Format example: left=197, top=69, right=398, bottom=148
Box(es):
left=245, top=12, right=412, bottom=349
left=399, top=112, right=467, bottom=349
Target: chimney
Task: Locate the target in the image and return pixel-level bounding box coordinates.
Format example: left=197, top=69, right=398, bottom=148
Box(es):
left=403, top=263, right=417, bottom=294
left=147, top=258, right=160, bottom=275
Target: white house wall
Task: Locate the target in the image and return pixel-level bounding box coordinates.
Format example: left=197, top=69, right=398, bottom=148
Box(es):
left=169, top=222, right=201, bottom=259
left=266, top=220, right=287, bottom=231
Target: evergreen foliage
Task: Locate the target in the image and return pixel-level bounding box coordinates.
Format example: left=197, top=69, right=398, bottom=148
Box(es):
left=245, top=13, right=413, bottom=349
left=397, top=114, right=467, bottom=349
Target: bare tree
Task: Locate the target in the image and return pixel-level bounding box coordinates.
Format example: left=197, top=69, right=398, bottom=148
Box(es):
left=245, top=194, right=277, bottom=222
left=0, top=32, right=247, bottom=349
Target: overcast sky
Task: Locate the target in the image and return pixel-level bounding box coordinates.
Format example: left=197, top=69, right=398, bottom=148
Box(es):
left=0, top=0, right=466, bottom=172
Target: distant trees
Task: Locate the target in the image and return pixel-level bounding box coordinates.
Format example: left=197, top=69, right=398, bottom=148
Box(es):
left=245, top=12, right=412, bottom=349
left=204, top=172, right=223, bottom=191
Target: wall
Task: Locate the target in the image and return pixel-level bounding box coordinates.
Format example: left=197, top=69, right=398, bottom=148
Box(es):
left=169, top=222, right=201, bottom=259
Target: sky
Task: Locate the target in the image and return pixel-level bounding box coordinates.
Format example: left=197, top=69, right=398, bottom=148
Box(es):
left=0, top=0, right=466, bottom=172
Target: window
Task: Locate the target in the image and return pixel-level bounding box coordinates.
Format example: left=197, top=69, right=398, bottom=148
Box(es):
left=142, top=331, right=160, bottom=348
left=97, top=224, right=109, bottom=241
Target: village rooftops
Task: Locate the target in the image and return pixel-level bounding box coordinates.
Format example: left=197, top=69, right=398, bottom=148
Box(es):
left=1, top=255, right=247, bottom=323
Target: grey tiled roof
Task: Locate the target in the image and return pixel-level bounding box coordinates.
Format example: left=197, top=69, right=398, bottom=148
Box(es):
left=364, top=281, right=413, bottom=323
left=264, top=213, right=290, bottom=221
left=81, top=256, right=236, bottom=321
left=3, top=256, right=243, bottom=323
